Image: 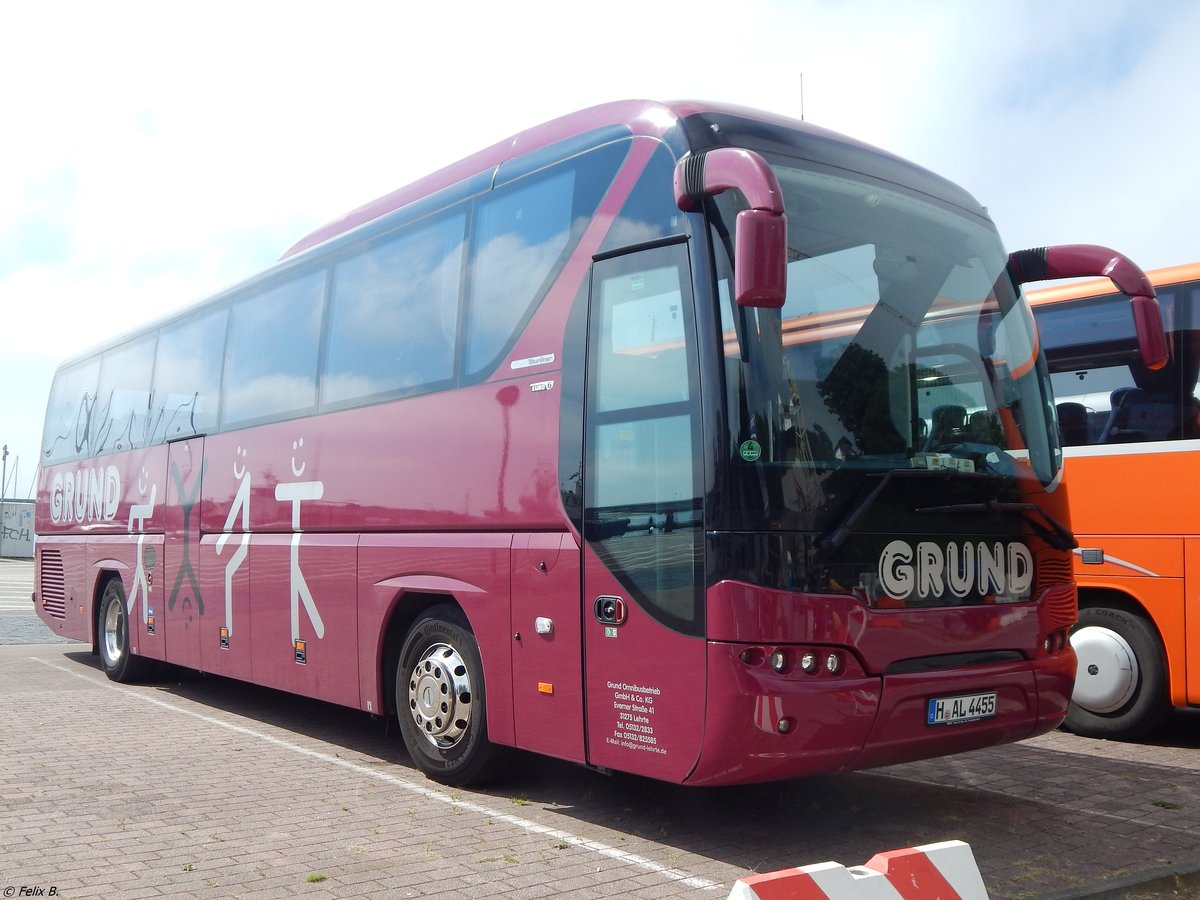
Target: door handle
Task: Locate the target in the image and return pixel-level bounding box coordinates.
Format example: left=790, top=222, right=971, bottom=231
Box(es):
left=594, top=595, right=627, bottom=625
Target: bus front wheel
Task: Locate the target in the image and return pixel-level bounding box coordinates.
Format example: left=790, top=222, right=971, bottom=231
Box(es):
left=97, top=579, right=155, bottom=683
left=1064, top=606, right=1170, bottom=739
left=396, top=606, right=508, bottom=786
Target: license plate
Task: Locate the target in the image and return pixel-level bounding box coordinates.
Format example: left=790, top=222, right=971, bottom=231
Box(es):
left=927, top=691, right=997, bottom=726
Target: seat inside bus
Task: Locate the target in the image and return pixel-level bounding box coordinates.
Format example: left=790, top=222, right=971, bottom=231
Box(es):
left=1056, top=402, right=1092, bottom=446
left=1098, top=387, right=1181, bottom=443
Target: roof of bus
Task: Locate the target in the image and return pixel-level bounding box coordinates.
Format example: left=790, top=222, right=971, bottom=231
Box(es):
left=279, top=98, right=928, bottom=260
left=1026, top=260, right=1200, bottom=307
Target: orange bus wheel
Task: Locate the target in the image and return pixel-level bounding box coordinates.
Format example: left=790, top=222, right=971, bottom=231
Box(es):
left=1065, top=606, right=1170, bottom=740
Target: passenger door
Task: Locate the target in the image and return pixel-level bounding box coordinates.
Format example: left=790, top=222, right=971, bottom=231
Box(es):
left=581, top=240, right=707, bottom=782
left=161, top=436, right=205, bottom=669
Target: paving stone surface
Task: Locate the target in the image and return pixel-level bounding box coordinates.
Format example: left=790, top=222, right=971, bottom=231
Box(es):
left=2, top=558, right=1198, bottom=899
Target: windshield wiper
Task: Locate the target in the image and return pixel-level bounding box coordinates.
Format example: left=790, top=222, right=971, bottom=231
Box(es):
left=916, top=500, right=1077, bottom=551
left=818, top=468, right=954, bottom=551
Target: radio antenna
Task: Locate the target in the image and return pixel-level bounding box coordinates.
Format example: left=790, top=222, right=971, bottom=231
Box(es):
left=800, top=73, right=805, bottom=121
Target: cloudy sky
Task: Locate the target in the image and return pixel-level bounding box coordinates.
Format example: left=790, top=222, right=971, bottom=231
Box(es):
left=2, top=0, right=1196, bottom=498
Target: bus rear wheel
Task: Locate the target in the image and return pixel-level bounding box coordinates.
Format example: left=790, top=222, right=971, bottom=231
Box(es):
left=98, top=579, right=155, bottom=683
left=396, top=606, right=508, bottom=786
left=1064, top=606, right=1170, bottom=739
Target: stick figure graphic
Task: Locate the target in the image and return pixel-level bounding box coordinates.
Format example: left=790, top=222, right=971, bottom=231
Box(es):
left=275, top=438, right=325, bottom=645
left=126, top=468, right=157, bottom=624
left=168, top=460, right=206, bottom=613
left=215, top=446, right=251, bottom=638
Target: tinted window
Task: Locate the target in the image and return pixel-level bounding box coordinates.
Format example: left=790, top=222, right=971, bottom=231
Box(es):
left=465, top=171, right=573, bottom=374
left=464, top=142, right=629, bottom=376
left=42, top=358, right=100, bottom=464
left=93, top=336, right=157, bottom=454
left=222, top=270, right=326, bottom=428
left=1037, top=292, right=1155, bottom=367
left=586, top=242, right=703, bottom=635
left=152, top=306, right=228, bottom=442
left=1038, top=287, right=1189, bottom=445
left=323, top=211, right=466, bottom=406
left=597, top=143, right=684, bottom=254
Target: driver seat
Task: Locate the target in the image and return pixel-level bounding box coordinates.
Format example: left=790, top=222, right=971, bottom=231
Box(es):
left=926, top=404, right=966, bottom=448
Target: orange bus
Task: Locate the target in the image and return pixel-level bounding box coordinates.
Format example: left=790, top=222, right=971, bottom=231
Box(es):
left=1029, top=262, right=1200, bottom=738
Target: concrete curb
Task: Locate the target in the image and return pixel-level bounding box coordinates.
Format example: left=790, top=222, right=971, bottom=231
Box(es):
left=1042, top=858, right=1200, bottom=899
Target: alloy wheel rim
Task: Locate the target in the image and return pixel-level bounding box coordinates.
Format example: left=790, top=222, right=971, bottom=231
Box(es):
left=407, top=642, right=473, bottom=749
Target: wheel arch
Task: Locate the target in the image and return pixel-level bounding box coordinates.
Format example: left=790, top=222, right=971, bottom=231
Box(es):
left=1070, top=585, right=1171, bottom=739
left=1076, top=583, right=1181, bottom=706
left=1075, top=573, right=1185, bottom=715
left=380, top=591, right=464, bottom=717
left=386, top=593, right=511, bottom=785
left=1076, top=584, right=1155, bottom=623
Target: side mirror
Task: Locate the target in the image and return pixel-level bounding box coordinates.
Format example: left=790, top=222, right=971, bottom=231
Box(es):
left=1129, top=294, right=1166, bottom=368
left=1008, top=245, right=1168, bottom=370
left=733, top=209, right=787, bottom=308
left=675, top=148, right=788, bottom=308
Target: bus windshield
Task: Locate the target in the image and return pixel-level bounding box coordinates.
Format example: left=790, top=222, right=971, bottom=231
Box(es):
left=716, top=161, right=1060, bottom=534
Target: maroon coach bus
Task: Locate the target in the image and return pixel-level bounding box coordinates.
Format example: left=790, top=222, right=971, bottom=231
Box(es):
left=34, top=100, right=1165, bottom=786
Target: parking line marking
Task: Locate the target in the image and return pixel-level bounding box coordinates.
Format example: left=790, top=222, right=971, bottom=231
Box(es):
left=32, top=657, right=722, bottom=892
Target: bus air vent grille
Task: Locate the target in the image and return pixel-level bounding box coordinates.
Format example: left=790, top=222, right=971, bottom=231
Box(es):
left=1034, top=553, right=1073, bottom=594
left=40, top=549, right=67, bottom=619
left=1041, top=582, right=1077, bottom=632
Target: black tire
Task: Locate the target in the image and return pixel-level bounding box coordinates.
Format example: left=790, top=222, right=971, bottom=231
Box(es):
left=97, top=579, right=155, bottom=683
left=396, top=605, right=509, bottom=786
left=1064, top=606, right=1170, bottom=739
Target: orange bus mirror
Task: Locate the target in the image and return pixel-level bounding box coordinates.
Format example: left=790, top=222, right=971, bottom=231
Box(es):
left=1008, top=244, right=1169, bottom=371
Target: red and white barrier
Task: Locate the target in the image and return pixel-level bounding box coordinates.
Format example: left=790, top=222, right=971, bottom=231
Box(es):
left=727, top=840, right=988, bottom=899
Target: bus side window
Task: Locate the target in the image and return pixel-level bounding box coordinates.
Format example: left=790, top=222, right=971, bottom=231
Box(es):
left=1183, top=398, right=1200, bottom=439
left=93, top=336, right=157, bottom=455
left=151, top=306, right=227, bottom=443
left=323, top=210, right=466, bottom=407
left=221, top=269, right=326, bottom=429
left=597, top=144, right=683, bottom=256
left=464, top=170, right=574, bottom=376
left=42, top=358, right=100, bottom=464
left=464, top=141, right=629, bottom=378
